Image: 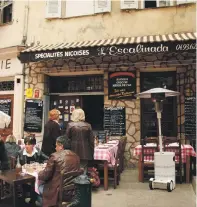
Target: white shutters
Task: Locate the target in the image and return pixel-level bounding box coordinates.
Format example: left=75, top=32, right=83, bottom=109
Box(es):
left=95, top=0, right=111, bottom=13
left=177, top=0, right=196, bottom=4
left=120, top=0, right=138, bottom=9
left=156, top=0, right=173, bottom=7
left=45, top=0, right=62, bottom=18
left=65, top=0, right=94, bottom=18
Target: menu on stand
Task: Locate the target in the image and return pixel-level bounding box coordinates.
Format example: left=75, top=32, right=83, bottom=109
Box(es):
left=24, top=99, right=43, bottom=132
left=0, top=99, right=11, bottom=115
left=104, top=106, right=126, bottom=136
left=185, top=96, right=196, bottom=140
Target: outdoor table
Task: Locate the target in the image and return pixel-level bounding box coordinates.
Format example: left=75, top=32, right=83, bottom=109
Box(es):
left=94, top=140, right=119, bottom=191
left=133, top=144, right=196, bottom=183
left=0, top=170, right=35, bottom=207
left=22, top=163, right=46, bottom=194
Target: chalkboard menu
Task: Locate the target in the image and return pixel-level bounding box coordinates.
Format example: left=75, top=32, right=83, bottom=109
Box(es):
left=185, top=96, right=196, bottom=140
left=24, top=99, right=43, bottom=132
left=108, top=72, right=136, bottom=99
left=104, top=107, right=126, bottom=136
left=0, top=99, right=11, bottom=116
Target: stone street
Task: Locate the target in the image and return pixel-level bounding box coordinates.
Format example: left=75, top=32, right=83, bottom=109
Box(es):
left=92, top=169, right=196, bottom=207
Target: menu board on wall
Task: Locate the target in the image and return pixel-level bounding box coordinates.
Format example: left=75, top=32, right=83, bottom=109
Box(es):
left=104, top=107, right=126, bottom=136
left=24, top=99, right=43, bottom=132
left=185, top=96, right=196, bottom=140
left=108, top=72, right=136, bottom=100
left=0, top=99, right=11, bottom=116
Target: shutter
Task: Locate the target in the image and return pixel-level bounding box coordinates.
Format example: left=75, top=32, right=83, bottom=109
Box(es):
left=120, top=0, right=138, bottom=9
left=66, top=0, right=94, bottom=18
left=157, top=0, right=173, bottom=7
left=45, top=0, right=61, bottom=18
left=94, top=0, right=111, bottom=13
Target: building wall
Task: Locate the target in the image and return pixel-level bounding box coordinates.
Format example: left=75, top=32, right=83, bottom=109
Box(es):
left=23, top=2, right=196, bottom=46
left=0, top=1, right=26, bottom=48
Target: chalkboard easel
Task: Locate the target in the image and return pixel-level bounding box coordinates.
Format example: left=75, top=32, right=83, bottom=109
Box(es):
left=104, top=106, right=126, bottom=136
left=185, top=96, right=196, bottom=140
left=24, top=99, right=43, bottom=133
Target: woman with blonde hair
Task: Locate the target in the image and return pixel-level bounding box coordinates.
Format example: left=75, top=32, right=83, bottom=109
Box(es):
left=66, top=108, right=94, bottom=172
left=5, top=134, right=20, bottom=158
left=41, top=109, right=61, bottom=156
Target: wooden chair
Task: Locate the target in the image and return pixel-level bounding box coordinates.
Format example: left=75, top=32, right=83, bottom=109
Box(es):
left=57, top=169, right=84, bottom=207
left=9, top=156, right=16, bottom=170
left=98, top=141, right=121, bottom=189
left=139, top=137, right=159, bottom=182
left=119, top=136, right=127, bottom=173
left=163, top=136, right=182, bottom=184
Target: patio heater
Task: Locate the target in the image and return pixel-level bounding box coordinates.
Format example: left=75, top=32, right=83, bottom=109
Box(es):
left=135, top=88, right=180, bottom=192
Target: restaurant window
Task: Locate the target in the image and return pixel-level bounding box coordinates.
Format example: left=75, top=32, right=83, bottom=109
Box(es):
left=0, top=81, right=14, bottom=91
left=49, top=75, right=104, bottom=93
left=0, top=0, right=13, bottom=24
left=140, top=72, right=177, bottom=139
left=141, top=0, right=173, bottom=8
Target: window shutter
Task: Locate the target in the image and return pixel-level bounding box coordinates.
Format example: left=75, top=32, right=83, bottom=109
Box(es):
left=94, top=0, right=111, bottom=13
left=46, top=0, right=61, bottom=18
left=177, top=0, right=195, bottom=4
left=120, top=0, right=138, bottom=9
left=157, top=0, right=173, bottom=7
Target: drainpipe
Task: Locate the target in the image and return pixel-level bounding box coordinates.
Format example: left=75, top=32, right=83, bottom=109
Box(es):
left=20, top=0, right=30, bottom=138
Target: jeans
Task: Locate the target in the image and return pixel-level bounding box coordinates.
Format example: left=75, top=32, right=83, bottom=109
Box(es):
left=37, top=184, right=44, bottom=205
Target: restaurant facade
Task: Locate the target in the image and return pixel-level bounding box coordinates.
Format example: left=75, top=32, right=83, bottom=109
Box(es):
left=19, top=32, right=196, bottom=167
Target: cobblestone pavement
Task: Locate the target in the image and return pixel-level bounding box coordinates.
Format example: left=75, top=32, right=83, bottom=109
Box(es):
left=92, top=169, right=196, bottom=207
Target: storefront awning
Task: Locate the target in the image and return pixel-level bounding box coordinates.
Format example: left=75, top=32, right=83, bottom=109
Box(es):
left=19, top=32, right=197, bottom=63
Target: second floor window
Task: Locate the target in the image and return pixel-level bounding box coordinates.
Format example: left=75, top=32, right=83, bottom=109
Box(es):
left=45, top=0, right=111, bottom=19
left=0, top=0, right=13, bottom=24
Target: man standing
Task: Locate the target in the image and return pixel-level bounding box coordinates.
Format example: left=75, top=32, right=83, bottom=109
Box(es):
left=38, top=136, right=80, bottom=207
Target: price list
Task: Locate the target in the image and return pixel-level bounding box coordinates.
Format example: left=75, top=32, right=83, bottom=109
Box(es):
left=104, top=106, right=126, bottom=136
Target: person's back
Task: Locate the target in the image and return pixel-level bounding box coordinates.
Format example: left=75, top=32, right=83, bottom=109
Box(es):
left=38, top=136, right=80, bottom=207
left=4, top=135, right=20, bottom=158
left=67, top=121, right=94, bottom=160
left=42, top=109, right=61, bottom=156
left=5, top=142, right=20, bottom=158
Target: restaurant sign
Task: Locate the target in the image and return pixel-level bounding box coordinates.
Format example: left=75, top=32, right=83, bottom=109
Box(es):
left=19, top=40, right=196, bottom=63
left=108, top=72, right=136, bottom=100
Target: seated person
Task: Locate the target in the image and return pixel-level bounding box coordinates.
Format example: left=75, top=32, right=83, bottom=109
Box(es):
left=18, top=136, right=48, bottom=165
left=37, top=135, right=80, bottom=207
left=5, top=134, right=20, bottom=158
left=0, top=137, right=9, bottom=170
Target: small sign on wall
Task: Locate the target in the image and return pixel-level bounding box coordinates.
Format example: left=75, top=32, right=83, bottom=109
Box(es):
left=108, top=72, right=136, bottom=99
left=26, top=88, right=33, bottom=98
left=34, top=89, right=40, bottom=98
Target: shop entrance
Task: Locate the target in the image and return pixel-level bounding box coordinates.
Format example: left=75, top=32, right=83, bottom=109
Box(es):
left=50, top=95, right=104, bottom=132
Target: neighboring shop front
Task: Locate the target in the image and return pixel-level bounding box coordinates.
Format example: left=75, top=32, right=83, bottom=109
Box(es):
left=0, top=46, right=24, bottom=141
left=19, top=32, right=196, bottom=167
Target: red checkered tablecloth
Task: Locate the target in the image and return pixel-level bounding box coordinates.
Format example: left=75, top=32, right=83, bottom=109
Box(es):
left=94, top=141, right=119, bottom=165
left=133, top=144, right=196, bottom=163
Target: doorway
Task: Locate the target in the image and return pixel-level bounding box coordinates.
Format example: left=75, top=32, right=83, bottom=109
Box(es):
left=50, top=95, right=104, bottom=131
left=82, top=95, right=104, bottom=130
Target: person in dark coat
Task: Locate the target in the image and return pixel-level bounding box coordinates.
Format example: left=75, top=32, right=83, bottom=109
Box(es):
left=66, top=108, right=94, bottom=172
left=41, top=109, right=61, bottom=156
left=0, top=137, right=9, bottom=170
left=18, top=136, right=48, bottom=165
left=5, top=134, right=20, bottom=158
left=37, top=135, right=80, bottom=207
